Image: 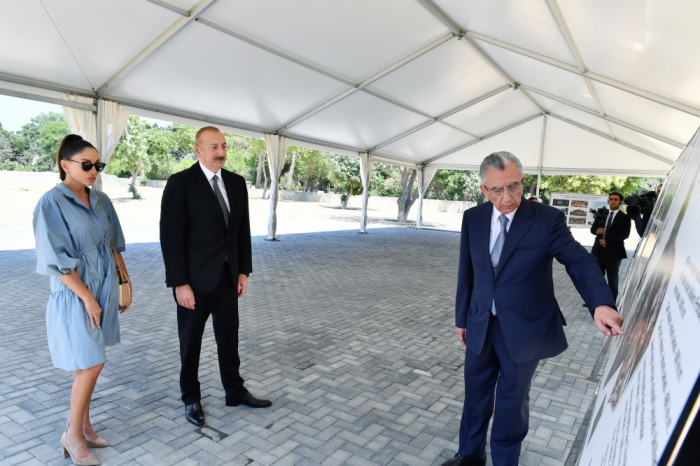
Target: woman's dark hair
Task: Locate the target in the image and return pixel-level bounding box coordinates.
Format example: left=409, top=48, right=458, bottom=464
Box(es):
left=56, top=134, right=97, bottom=181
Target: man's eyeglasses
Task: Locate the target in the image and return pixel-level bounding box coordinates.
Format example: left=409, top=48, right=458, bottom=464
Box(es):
left=66, top=160, right=106, bottom=172
left=483, top=183, right=524, bottom=196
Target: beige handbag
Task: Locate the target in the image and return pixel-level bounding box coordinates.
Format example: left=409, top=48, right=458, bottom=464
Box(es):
left=110, top=238, right=132, bottom=308
left=97, top=195, right=132, bottom=307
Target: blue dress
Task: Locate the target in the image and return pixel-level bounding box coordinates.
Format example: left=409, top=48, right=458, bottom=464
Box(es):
left=33, top=184, right=125, bottom=371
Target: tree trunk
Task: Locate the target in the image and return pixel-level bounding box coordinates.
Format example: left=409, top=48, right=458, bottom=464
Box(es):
left=397, top=167, right=417, bottom=224
left=255, top=151, right=264, bottom=189
left=129, top=170, right=140, bottom=199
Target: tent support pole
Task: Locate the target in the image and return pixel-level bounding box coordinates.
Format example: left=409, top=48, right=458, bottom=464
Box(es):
left=535, top=115, right=547, bottom=198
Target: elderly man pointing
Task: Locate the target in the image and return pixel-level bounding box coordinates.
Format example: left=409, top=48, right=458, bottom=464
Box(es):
left=443, top=152, right=623, bottom=466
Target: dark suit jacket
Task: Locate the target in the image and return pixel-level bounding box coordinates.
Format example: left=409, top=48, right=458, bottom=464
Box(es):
left=590, top=210, right=631, bottom=260
left=455, top=199, right=615, bottom=364
left=160, top=162, right=253, bottom=293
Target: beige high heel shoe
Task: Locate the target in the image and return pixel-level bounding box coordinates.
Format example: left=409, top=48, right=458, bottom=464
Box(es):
left=66, top=420, right=110, bottom=448
left=60, top=431, right=101, bottom=466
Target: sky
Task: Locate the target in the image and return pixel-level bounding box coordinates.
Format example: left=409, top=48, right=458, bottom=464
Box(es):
left=0, top=94, right=173, bottom=132
left=0, top=95, right=63, bottom=131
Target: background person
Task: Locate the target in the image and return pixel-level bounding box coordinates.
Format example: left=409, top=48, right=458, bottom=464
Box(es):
left=33, top=134, right=129, bottom=466
left=590, top=192, right=631, bottom=300
left=445, top=151, right=623, bottom=466
left=633, top=183, right=662, bottom=236
left=160, top=126, right=270, bottom=428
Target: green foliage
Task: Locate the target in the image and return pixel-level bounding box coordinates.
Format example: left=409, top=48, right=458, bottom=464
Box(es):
left=111, top=116, right=149, bottom=198
left=534, top=174, right=662, bottom=204
left=426, top=170, right=481, bottom=201
left=0, top=112, right=69, bottom=171
left=144, top=126, right=178, bottom=180
left=329, top=155, right=362, bottom=198
left=293, top=147, right=331, bottom=191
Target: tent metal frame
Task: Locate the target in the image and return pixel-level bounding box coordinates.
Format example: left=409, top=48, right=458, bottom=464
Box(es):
left=1, top=0, right=688, bottom=173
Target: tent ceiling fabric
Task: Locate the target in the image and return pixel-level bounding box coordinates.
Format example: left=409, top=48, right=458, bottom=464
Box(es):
left=1, top=0, right=698, bottom=176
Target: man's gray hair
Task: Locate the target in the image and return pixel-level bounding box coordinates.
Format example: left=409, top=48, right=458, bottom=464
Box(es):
left=479, top=151, right=524, bottom=184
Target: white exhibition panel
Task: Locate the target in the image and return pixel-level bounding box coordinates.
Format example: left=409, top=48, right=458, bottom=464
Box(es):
left=378, top=122, right=475, bottom=162
left=542, top=117, right=672, bottom=175
left=434, top=117, right=542, bottom=169
left=286, top=91, right=430, bottom=150
left=558, top=0, right=700, bottom=110
left=443, top=89, right=536, bottom=137
left=435, top=0, right=576, bottom=65
left=475, top=40, right=599, bottom=113
left=530, top=94, right=611, bottom=135
left=607, top=122, right=682, bottom=163
left=591, top=81, right=700, bottom=147
left=202, top=0, right=449, bottom=84
left=40, top=0, right=180, bottom=89
left=366, top=39, right=508, bottom=118
left=106, top=22, right=351, bottom=130
left=0, top=0, right=90, bottom=88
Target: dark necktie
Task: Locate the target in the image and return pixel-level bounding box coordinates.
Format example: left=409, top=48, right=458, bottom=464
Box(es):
left=605, top=212, right=614, bottom=238
left=212, top=175, right=229, bottom=227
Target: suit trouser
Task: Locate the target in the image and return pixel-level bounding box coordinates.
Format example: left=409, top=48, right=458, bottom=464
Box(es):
left=175, top=264, right=247, bottom=405
left=459, top=313, right=539, bottom=466
left=596, top=251, right=622, bottom=299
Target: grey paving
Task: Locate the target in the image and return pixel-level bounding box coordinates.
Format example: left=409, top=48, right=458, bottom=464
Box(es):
left=0, top=227, right=627, bottom=465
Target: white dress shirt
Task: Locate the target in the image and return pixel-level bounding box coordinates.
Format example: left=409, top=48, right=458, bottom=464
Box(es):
left=489, top=205, right=517, bottom=254
left=199, top=162, right=230, bottom=212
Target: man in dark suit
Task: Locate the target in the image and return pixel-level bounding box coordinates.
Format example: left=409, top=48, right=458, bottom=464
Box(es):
left=590, top=192, right=631, bottom=300
left=160, top=126, right=271, bottom=427
left=443, top=152, right=624, bottom=466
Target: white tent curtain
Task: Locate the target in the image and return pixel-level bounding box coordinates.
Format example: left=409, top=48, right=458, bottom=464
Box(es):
left=264, top=133, right=289, bottom=241
left=63, top=94, right=97, bottom=145
left=359, top=152, right=374, bottom=234
left=415, top=166, right=437, bottom=230
left=63, top=96, right=130, bottom=190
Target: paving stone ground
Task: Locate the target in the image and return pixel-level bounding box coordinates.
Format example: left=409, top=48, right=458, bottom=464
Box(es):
left=0, top=227, right=628, bottom=466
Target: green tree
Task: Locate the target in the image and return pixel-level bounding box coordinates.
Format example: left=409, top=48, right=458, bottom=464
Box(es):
left=295, top=148, right=331, bottom=192
left=426, top=170, right=481, bottom=202
left=4, top=112, right=69, bottom=171
left=536, top=175, right=660, bottom=204
left=329, top=155, right=362, bottom=209
left=144, top=126, right=178, bottom=180
left=112, top=116, right=149, bottom=198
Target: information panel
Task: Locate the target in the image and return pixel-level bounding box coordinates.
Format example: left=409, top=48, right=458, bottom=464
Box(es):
left=579, top=130, right=700, bottom=465
left=549, top=192, right=608, bottom=228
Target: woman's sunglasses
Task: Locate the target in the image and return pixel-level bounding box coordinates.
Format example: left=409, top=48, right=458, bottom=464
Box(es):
left=66, top=159, right=106, bottom=172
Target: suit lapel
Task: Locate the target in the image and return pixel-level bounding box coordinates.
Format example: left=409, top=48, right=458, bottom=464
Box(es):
left=222, top=171, right=237, bottom=232
left=479, top=204, right=495, bottom=280
left=494, top=198, right=534, bottom=279
left=193, top=162, right=226, bottom=227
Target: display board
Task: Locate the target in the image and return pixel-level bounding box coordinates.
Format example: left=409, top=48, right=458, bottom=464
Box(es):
left=549, top=192, right=609, bottom=228
left=579, top=129, right=700, bottom=466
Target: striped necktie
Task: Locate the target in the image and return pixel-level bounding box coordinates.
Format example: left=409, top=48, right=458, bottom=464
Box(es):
left=212, top=175, right=229, bottom=227
left=490, top=214, right=508, bottom=316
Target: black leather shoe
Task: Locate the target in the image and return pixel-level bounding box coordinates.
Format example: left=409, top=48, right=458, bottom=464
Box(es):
left=226, top=392, right=272, bottom=408
left=440, top=454, right=486, bottom=466
left=185, top=401, right=205, bottom=426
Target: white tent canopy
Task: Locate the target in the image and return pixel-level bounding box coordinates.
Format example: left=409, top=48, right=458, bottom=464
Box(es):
left=2, top=0, right=699, bottom=178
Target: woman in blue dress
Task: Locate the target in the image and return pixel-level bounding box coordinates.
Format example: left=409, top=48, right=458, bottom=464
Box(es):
left=33, top=134, right=130, bottom=466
